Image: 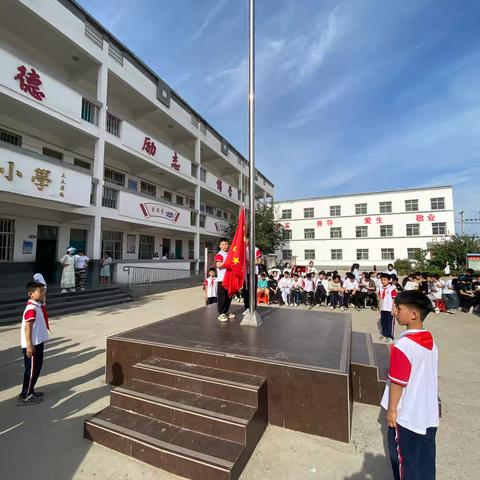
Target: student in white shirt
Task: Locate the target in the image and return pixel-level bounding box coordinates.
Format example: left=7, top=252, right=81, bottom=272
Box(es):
left=342, top=272, right=359, bottom=310
left=314, top=271, right=328, bottom=306
left=203, top=268, right=218, bottom=305
left=278, top=271, right=293, bottom=306
left=303, top=273, right=315, bottom=305
left=73, top=250, right=89, bottom=291
left=442, top=275, right=459, bottom=313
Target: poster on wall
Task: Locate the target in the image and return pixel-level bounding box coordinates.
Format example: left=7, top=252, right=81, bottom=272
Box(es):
left=126, top=234, right=136, bottom=254
left=22, top=240, right=33, bottom=254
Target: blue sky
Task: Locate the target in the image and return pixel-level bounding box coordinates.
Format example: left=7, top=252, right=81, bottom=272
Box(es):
left=77, top=0, right=480, bottom=233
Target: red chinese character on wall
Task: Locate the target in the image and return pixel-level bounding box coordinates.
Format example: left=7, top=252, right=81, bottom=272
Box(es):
left=416, top=214, right=424, bottom=222
left=376, top=216, right=383, bottom=224
left=427, top=213, right=436, bottom=221
left=316, top=220, right=323, bottom=227
left=284, top=222, right=290, bottom=229
left=15, top=65, right=45, bottom=101
left=171, top=151, right=180, bottom=171
left=327, top=219, right=333, bottom=226
left=216, top=178, right=223, bottom=192
left=142, top=137, right=156, bottom=156
left=364, top=216, right=372, bottom=224
left=228, top=185, right=232, bottom=197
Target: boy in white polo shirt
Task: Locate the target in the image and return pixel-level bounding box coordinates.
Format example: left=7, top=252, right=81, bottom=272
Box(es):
left=215, top=238, right=235, bottom=322
left=18, top=282, right=50, bottom=405
left=382, top=290, right=438, bottom=480
left=378, top=273, right=397, bottom=344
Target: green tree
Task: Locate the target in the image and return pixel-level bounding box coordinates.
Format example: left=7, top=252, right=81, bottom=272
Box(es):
left=227, top=204, right=285, bottom=255
left=428, top=234, right=480, bottom=270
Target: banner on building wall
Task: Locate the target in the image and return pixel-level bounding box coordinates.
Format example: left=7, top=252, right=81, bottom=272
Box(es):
left=139, top=202, right=180, bottom=223
left=215, top=221, right=229, bottom=233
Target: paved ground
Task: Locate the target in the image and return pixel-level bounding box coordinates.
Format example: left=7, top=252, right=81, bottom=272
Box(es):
left=0, top=287, right=478, bottom=480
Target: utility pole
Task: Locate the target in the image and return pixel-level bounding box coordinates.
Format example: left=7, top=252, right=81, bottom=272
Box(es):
left=459, top=211, right=464, bottom=234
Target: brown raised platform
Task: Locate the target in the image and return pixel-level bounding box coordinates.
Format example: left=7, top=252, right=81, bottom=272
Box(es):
left=85, top=304, right=389, bottom=480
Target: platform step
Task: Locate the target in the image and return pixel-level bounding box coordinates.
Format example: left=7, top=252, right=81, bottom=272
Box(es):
left=111, top=379, right=256, bottom=443
left=84, top=406, right=243, bottom=480
left=133, top=357, right=265, bottom=407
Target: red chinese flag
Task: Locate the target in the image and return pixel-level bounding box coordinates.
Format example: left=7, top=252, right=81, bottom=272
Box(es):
left=223, top=206, right=246, bottom=297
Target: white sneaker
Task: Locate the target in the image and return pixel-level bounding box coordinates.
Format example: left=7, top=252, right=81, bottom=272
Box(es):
left=61, top=289, right=67, bottom=293
left=330, top=306, right=334, bottom=310
left=227, top=313, right=236, bottom=319
left=217, top=314, right=228, bottom=322
left=385, top=338, right=394, bottom=344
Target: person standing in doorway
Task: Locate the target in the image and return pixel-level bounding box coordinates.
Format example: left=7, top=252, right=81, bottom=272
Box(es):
left=59, top=247, right=75, bottom=293
left=100, top=252, right=112, bottom=285
left=74, top=250, right=89, bottom=291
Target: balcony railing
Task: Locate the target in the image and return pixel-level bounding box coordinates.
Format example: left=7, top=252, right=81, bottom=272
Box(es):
left=106, top=112, right=121, bottom=137
left=102, top=186, right=118, bottom=208
left=81, top=98, right=98, bottom=125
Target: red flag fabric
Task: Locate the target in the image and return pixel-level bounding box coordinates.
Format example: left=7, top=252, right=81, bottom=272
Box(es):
left=222, top=206, right=246, bottom=297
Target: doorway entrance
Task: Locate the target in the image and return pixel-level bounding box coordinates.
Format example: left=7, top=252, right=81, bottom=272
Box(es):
left=35, top=225, right=59, bottom=283
left=162, top=238, right=170, bottom=257
left=175, top=239, right=183, bottom=259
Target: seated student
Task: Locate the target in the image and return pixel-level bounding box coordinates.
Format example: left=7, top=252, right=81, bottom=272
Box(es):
left=342, top=272, right=359, bottom=310
left=355, top=272, right=370, bottom=310
left=427, top=274, right=444, bottom=312
left=257, top=272, right=269, bottom=302
left=278, top=270, right=293, bottom=306
left=403, top=273, right=419, bottom=290
left=303, top=273, right=315, bottom=306
left=314, top=271, right=328, bottom=306
left=291, top=273, right=304, bottom=306
left=442, top=274, right=459, bottom=313
left=267, top=274, right=280, bottom=304
left=328, top=274, right=343, bottom=310
left=456, top=269, right=480, bottom=312
left=366, top=272, right=379, bottom=309
left=391, top=275, right=403, bottom=292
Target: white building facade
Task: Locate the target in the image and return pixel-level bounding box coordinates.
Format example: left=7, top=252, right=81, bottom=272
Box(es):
left=275, top=186, right=455, bottom=269
left=0, top=0, right=274, bottom=286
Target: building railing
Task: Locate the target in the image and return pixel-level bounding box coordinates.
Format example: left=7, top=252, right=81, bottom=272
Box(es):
left=81, top=98, right=98, bottom=125
left=123, top=265, right=203, bottom=288
left=106, top=112, right=121, bottom=137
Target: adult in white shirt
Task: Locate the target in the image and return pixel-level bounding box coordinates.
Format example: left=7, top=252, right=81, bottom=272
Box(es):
left=442, top=275, right=459, bottom=312
left=59, top=247, right=75, bottom=293
left=73, top=250, right=90, bottom=291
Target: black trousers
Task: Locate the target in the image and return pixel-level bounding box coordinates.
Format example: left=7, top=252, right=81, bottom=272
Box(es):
left=388, top=425, right=437, bottom=480
left=380, top=310, right=394, bottom=339
left=217, top=282, right=231, bottom=315
left=21, top=342, right=44, bottom=396
left=314, top=288, right=326, bottom=305
left=243, top=275, right=258, bottom=309
left=206, top=297, right=217, bottom=305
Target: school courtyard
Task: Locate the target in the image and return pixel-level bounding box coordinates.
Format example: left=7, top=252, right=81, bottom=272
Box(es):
left=0, top=287, right=478, bottom=480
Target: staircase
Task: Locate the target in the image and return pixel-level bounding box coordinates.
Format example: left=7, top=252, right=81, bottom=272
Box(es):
left=0, top=286, right=134, bottom=325
left=84, top=357, right=268, bottom=480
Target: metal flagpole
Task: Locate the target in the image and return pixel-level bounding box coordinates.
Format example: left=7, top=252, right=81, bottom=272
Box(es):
left=241, top=0, right=262, bottom=327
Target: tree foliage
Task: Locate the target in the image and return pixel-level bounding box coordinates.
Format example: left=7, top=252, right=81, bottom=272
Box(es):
left=227, top=204, right=285, bottom=255
left=428, top=234, right=480, bottom=270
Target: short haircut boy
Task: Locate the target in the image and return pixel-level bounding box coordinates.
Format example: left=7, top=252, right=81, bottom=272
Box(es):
left=395, top=290, right=433, bottom=320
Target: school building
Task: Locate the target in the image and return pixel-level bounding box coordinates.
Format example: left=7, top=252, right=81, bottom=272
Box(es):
left=275, top=186, right=455, bottom=269
left=0, top=0, right=274, bottom=286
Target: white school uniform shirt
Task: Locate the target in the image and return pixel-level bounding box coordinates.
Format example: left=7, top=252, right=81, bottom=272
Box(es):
left=278, top=277, right=293, bottom=290
left=33, top=273, right=47, bottom=290
left=303, top=278, right=315, bottom=293
left=21, top=300, right=49, bottom=348
left=442, top=279, right=455, bottom=295
left=378, top=284, right=397, bottom=312
left=204, top=277, right=218, bottom=298
left=343, top=279, right=358, bottom=291
left=74, top=255, right=89, bottom=269
left=381, top=329, right=439, bottom=434
left=404, top=281, right=419, bottom=291
left=430, top=281, right=444, bottom=300
left=214, top=250, right=228, bottom=282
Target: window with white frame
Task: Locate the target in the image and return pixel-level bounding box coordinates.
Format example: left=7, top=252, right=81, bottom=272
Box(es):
left=140, top=181, right=156, bottom=197
left=432, top=222, right=447, bottom=235
left=191, top=163, right=198, bottom=178
left=200, top=168, right=206, bottom=182
left=104, top=168, right=125, bottom=187
left=0, top=218, right=15, bottom=261
left=282, top=229, right=292, bottom=240
left=355, top=203, right=367, bottom=215
left=381, top=248, right=395, bottom=260
left=380, top=225, right=393, bottom=237
left=101, top=186, right=118, bottom=208
left=330, top=227, right=342, bottom=239
left=305, top=249, right=315, bottom=260
left=356, top=226, right=368, bottom=238
left=163, top=190, right=172, bottom=202
left=330, top=205, right=341, bottom=216
left=282, top=209, right=292, bottom=219
left=176, top=195, right=184, bottom=206
left=331, top=249, right=343, bottom=260
left=304, top=207, right=314, bottom=218
left=304, top=228, right=315, bottom=239
left=138, top=235, right=155, bottom=259
left=102, top=230, right=122, bottom=259
left=405, top=199, right=418, bottom=212
left=357, top=248, right=369, bottom=260
left=379, top=201, right=392, bottom=213
left=282, top=249, right=292, bottom=260
left=406, top=224, right=420, bottom=236
left=430, top=197, right=445, bottom=210
left=407, top=248, right=421, bottom=260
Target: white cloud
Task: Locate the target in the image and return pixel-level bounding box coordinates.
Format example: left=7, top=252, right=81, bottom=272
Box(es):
left=192, top=0, right=229, bottom=40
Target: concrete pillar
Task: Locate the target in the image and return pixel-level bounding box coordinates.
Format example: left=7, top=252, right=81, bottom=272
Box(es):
left=87, top=215, right=102, bottom=286
left=194, top=232, right=200, bottom=273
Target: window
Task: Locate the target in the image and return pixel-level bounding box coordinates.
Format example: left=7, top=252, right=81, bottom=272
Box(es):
left=406, top=224, right=420, bottom=236
left=379, top=201, right=392, bottom=214
left=104, top=168, right=125, bottom=187
left=102, top=186, right=118, bottom=208
left=432, top=222, right=447, bottom=235
left=0, top=218, right=15, bottom=261
left=163, top=190, right=172, bottom=202
left=0, top=128, right=22, bottom=146
left=355, top=203, right=367, bottom=215
left=190, top=212, right=197, bottom=226
left=331, top=249, right=343, bottom=260
left=330, top=227, right=342, bottom=239
left=282, top=229, right=292, bottom=240
left=381, top=248, right=395, bottom=260
left=223, top=212, right=228, bottom=220
left=330, top=205, right=341, bottom=216
left=191, top=164, right=198, bottom=178
left=81, top=98, right=98, bottom=125
left=42, top=147, right=63, bottom=160
left=200, top=168, right=206, bottom=182
left=199, top=214, right=206, bottom=228
left=405, top=199, right=418, bottom=212
left=176, top=195, right=184, bottom=206
left=304, top=207, right=314, bottom=218
left=74, top=158, right=91, bottom=170
left=188, top=239, right=194, bottom=260
left=356, top=226, right=368, bottom=238
left=407, top=248, right=421, bottom=260
left=357, top=249, right=369, bottom=260
left=106, top=112, right=121, bottom=137
left=215, top=209, right=222, bottom=218
left=102, top=230, right=122, bottom=259
left=188, top=198, right=195, bottom=209
left=200, top=203, right=206, bottom=213
left=282, top=249, right=292, bottom=260
left=141, top=181, right=156, bottom=197
left=380, top=225, right=393, bottom=237
left=138, top=235, right=155, bottom=259
left=282, top=209, right=292, bottom=220
left=205, top=205, right=214, bottom=215
left=305, top=249, right=315, bottom=260
left=304, top=228, right=315, bottom=239
left=127, top=179, right=138, bottom=191
left=431, top=197, right=445, bottom=210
